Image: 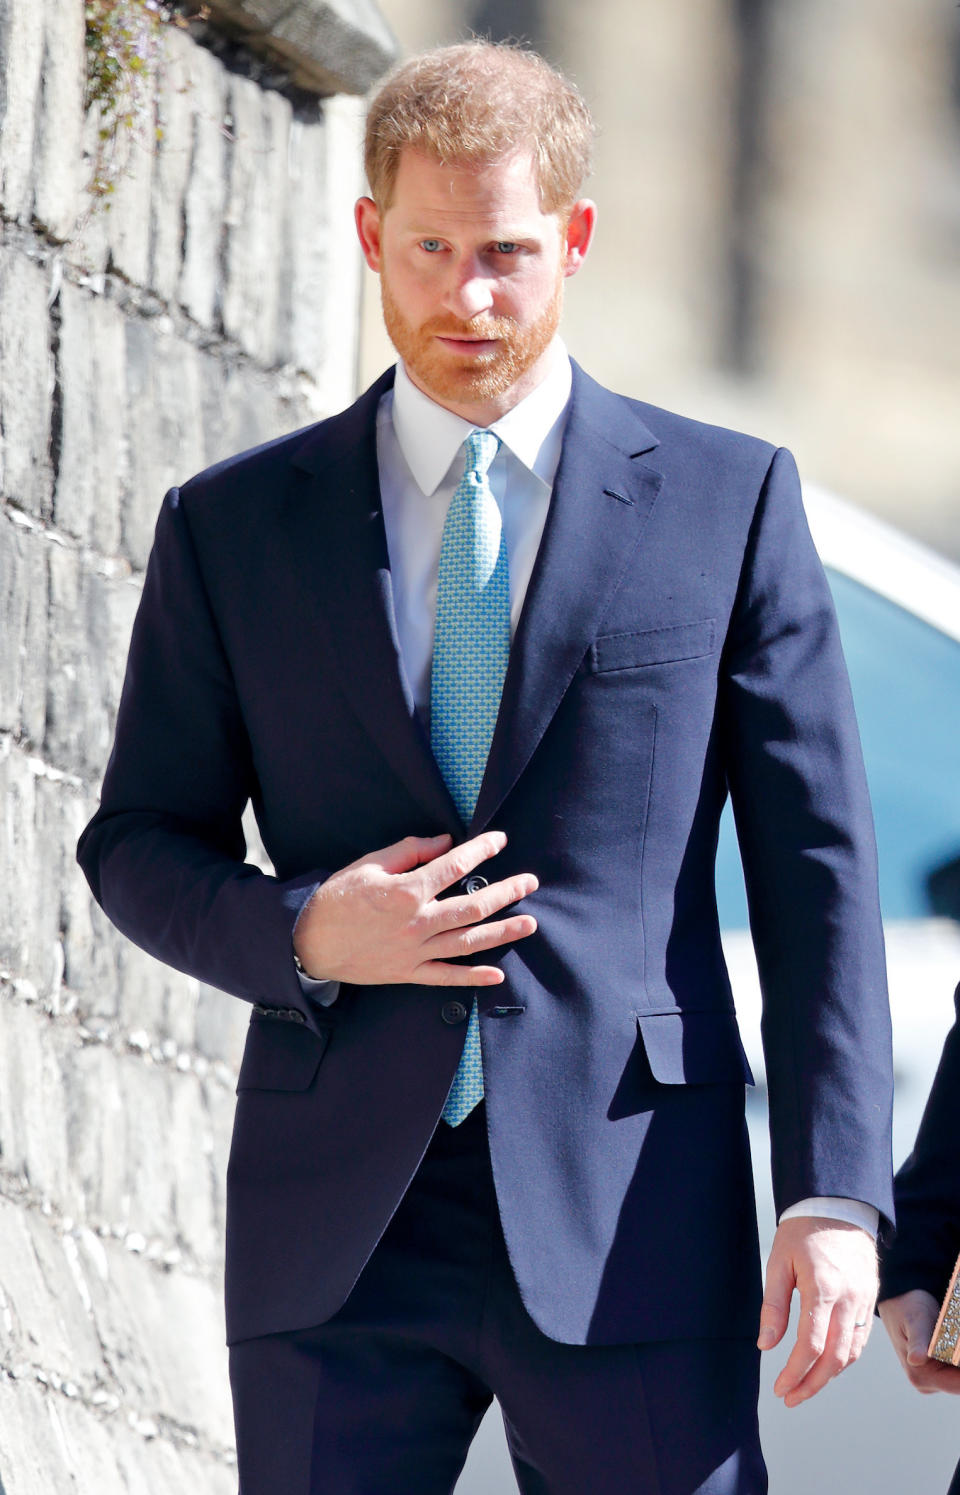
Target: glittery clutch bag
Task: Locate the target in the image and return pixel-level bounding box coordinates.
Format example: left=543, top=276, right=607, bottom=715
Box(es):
left=928, top=1255, right=960, bottom=1364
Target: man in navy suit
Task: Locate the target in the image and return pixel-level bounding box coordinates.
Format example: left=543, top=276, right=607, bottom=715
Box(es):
left=78, top=40, right=893, bottom=1494
left=879, top=981, right=960, bottom=1495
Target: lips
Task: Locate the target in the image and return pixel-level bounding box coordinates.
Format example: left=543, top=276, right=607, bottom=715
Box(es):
left=435, top=335, right=499, bottom=355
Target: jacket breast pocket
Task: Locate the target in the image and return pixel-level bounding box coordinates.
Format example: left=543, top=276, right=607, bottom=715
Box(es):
left=636, top=1010, right=754, bottom=1086
left=590, top=619, right=716, bottom=673
left=236, top=1015, right=332, bottom=1093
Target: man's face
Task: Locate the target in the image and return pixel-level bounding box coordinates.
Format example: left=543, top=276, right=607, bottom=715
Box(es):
left=356, top=148, right=595, bottom=424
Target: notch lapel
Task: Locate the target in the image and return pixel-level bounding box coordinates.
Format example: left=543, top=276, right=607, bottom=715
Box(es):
left=471, top=368, right=663, bottom=831
left=288, top=373, right=461, bottom=834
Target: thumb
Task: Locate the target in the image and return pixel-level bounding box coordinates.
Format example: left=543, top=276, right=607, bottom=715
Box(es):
left=906, top=1316, right=934, bottom=1366
left=370, top=833, right=453, bottom=876
left=758, top=1249, right=796, bottom=1351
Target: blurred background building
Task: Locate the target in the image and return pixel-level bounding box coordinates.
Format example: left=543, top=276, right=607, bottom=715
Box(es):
left=362, top=0, right=960, bottom=560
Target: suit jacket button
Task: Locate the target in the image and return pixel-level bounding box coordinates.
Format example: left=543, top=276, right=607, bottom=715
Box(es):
left=463, top=874, right=488, bottom=894
left=441, top=1001, right=468, bottom=1025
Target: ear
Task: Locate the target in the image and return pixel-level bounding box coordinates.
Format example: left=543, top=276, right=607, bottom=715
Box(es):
left=562, top=198, right=597, bottom=278
left=355, top=196, right=383, bottom=272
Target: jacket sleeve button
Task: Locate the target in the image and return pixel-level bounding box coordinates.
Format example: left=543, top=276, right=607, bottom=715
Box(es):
left=441, top=1001, right=469, bottom=1025
left=463, top=874, right=489, bottom=895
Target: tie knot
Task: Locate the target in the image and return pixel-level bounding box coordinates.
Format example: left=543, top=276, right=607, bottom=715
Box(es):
left=463, top=429, right=500, bottom=481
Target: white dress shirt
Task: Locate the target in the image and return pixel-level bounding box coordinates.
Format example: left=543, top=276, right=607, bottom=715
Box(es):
left=378, top=344, right=571, bottom=720
left=296, top=341, right=878, bottom=1238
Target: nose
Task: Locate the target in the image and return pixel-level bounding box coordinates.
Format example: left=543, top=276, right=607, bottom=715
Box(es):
left=444, top=258, right=495, bottom=320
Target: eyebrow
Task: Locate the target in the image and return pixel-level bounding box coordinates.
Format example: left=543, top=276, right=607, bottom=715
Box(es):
left=404, top=221, right=542, bottom=240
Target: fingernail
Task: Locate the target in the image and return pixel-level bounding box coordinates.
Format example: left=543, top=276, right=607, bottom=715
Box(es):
left=758, top=1327, right=775, bottom=1348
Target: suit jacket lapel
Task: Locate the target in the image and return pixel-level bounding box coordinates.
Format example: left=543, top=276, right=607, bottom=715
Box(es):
left=472, top=365, right=663, bottom=831
left=288, top=371, right=462, bottom=833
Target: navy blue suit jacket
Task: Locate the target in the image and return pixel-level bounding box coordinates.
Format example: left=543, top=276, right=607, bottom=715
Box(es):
left=879, top=982, right=960, bottom=1305
left=78, top=364, right=894, bottom=1347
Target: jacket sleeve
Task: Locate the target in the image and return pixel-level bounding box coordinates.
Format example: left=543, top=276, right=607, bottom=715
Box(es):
left=719, top=446, right=894, bottom=1228
left=77, top=487, right=328, bottom=1027
left=879, top=983, right=960, bottom=1302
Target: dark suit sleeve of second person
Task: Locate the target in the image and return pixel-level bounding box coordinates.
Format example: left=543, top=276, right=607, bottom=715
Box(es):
left=880, top=983, right=960, bottom=1303
left=719, top=446, right=894, bottom=1228
left=76, top=487, right=328, bottom=1024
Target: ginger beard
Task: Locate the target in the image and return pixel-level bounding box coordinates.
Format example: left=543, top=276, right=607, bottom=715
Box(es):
left=380, top=262, right=564, bottom=410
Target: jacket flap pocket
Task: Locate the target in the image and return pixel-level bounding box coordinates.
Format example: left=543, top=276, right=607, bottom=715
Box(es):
left=591, top=620, right=716, bottom=672
left=236, top=1018, right=331, bottom=1093
left=636, top=1010, right=754, bottom=1086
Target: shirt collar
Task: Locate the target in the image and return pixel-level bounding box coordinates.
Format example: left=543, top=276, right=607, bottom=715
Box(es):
left=390, top=340, right=573, bottom=497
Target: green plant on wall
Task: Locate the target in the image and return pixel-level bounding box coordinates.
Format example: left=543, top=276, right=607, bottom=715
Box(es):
left=83, top=0, right=200, bottom=205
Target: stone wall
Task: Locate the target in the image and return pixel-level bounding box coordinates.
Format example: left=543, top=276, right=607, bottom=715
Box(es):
left=0, top=2, right=395, bottom=1489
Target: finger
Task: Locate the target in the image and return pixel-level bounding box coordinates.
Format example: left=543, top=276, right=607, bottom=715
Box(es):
left=907, top=1359, right=960, bottom=1396
left=783, top=1300, right=870, bottom=1406
left=758, top=1254, right=794, bottom=1351
left=781, top=1328, right=846, bottom=1406
left=773, top=1301, right=834, bottom=1401
left=411, top=960, right=506, bottom=986
left=424, top=913, right=538, bottom=959
left=905, top=1309, right=938, bottom=1366
left=367, top=833, right=453, bottom=876
left=416, top=831, right=509, bottom=896
left=847, top=1311, right=873, bottom=1364
left=430, top=873, right=539, bottom=930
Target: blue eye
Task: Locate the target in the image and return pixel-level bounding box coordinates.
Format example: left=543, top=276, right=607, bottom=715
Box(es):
left=495, top=242, right=519, bottom=254
left=420, top=239, right=443, bottom=252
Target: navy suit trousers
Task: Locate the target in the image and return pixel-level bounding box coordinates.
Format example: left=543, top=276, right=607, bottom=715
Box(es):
left=229, top=1104, right=767, bottom=1495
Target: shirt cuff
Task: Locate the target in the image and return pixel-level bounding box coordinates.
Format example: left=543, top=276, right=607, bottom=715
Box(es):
left=294, top=962, right=340, bottom=1007
left=778, top=1196, right=879, bottom=1237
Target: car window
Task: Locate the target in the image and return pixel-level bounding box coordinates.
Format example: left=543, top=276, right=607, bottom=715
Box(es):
left=716, top=568, right=960, bottom=928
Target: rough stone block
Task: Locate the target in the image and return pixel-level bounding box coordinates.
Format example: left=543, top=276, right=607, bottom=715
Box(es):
left=63, top=1047, right=215, bottom=1253
left=0, top=252, right=54, bottom=519
left=0, top=1378, right=236, bottom=1495
left=221, top=75, right=290, bottom=366
left=122, top=319, right=207, bottom=568
left=66, top=105, right=112, bottom=278
left=53, top=283, right=126, bottom=553
left=0, top=987, right=235, bottom=1256
left=310, top=92, right=365, bottom=412
left=0, top=750, right=66, bottom=1001
left=203, top=0, right=398, bottom=96
left=75, top=1233, right=234, bottom=1444
left=278, top=114, right=329, bottom=380
left=195, top=982, right=249, bottom=1071
left=0, top=510, right=49, bottom=746
left=33, top=0, right=86, bottom=243
left=201, top=357, right=318, bottom=470
left=149, top=28, right=196, bottom=304
left=0, top=997, right=74, bottom=1208
left=45, top=545, right=140, bottom=780
left=104, top=112, right=155, bottom=292
left=0, top=1198, right=103, bottom=1379
left=0, top=0, right=45, bottom=223
left=179, top=41, right=229, bottom=331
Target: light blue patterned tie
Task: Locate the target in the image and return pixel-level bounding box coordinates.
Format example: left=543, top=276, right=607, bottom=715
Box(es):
left=431, top=429, right=508, bottom=1126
